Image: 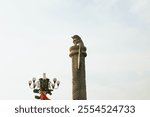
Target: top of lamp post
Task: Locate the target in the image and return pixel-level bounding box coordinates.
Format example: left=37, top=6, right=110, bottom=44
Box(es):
left=28, top=73, right=60, bottom=100
left=43, top=73, right=47, bottom=79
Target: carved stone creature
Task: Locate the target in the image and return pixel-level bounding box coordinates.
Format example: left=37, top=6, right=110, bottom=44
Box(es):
left=72, top=35, right=84, bottom=69
left=72, top=35, right=84, bottom=47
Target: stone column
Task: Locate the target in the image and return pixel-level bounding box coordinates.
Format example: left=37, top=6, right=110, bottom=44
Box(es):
left=69, top=35, right=87, bottom=100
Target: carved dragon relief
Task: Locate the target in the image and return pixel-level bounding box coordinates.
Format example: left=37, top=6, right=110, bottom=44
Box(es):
left=72, top=35, right=84, bottom=69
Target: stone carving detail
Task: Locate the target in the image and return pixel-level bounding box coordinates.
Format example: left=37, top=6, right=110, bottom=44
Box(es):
left=72, top=35, right=84, bottom=69
left=72, top=35, right=84, bottom=47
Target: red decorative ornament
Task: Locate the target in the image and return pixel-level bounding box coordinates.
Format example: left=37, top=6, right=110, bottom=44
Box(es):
left=40, top=92, right=50, bottom=100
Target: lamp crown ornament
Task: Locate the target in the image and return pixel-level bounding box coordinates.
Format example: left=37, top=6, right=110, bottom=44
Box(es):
left=28, top=73, right=60, bottom=100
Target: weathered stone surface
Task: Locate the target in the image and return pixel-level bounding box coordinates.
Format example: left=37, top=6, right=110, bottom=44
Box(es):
left=69, top=43, right=87, bottom=100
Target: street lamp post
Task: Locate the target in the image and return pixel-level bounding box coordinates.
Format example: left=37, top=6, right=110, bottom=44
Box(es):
left=28, top=73, right=60, bottom=100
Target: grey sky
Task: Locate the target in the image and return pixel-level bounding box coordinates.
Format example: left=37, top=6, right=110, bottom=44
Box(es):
left=0, top=0, right=150, bottom=100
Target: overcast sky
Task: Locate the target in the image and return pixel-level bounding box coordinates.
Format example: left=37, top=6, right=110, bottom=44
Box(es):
left=0, top=0, right=150, bottom=100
